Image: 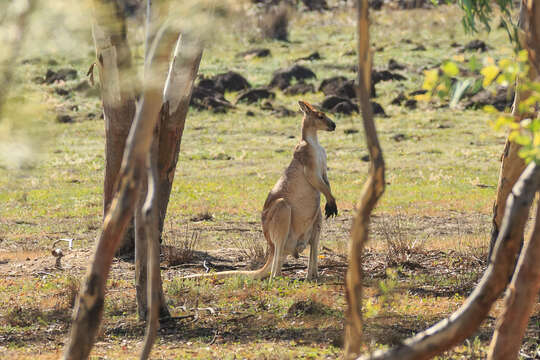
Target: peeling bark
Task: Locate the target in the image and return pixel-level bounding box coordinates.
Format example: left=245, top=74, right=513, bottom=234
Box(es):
left=356, top=162, right=540, bottom=360
left=344, top=1, right=385, bottom=358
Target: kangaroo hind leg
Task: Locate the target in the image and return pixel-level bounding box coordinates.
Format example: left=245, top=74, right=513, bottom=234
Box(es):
left=267, top=199, right=291, bottom=280
left=307, top=209, right=322, bottom=281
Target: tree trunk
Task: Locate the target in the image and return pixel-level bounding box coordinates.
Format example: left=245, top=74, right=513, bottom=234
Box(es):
left=489, top=0, right=539, bottom=260
left=488, top=200, right=540, bottom=360
left=134, top=32, right=202, bottom=320
left=157, top=35, right=203, bottom=234
left=344, top=1, right=386, bottom=358
left=356, top=162, right=540, bottom=360
left=91, top=0, right=138, bottom=257
left=63, top=25, right=176, bottom=360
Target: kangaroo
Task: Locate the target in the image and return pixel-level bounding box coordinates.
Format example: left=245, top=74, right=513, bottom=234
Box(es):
left=182, top=100, right=337, bottom=281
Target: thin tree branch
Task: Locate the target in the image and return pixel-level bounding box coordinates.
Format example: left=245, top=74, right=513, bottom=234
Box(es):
left=344, top=0, right=385, bottom=358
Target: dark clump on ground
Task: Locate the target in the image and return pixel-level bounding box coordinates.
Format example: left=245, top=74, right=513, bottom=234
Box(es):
left=237, top=48, right=271, bottom=59
left=388, top=58, right=406, bottom=71
left=372, top=69, right=407, bottom=84
left=286, top=300, right=330, bottom=317
left=190, top=84, right=233, bottom=113
left=463, top=85, right=514, bottom=111
left=269, top=64, right=317, bottom=90
left=300, top=0, right=329, bottom=11
left=459, top=39, right=489, bottom=53
left=44, top=68, right=78, bottom=84
left=371, top=101, right=387, bottom=116
left=235, top=88, right=276, bottom=104
left=284, top=82, right=315, bottom=95
left=321, top=95, right=358, bottom=114
left=295, top=51, right=322, bottom=62
left=212, top=71, right=251, bottom=93
left=56, top=114, right=74, bottom=124
left=319, top=77, right=357, bottom=99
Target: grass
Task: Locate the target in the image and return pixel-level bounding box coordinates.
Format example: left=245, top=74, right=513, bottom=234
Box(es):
left=1, top=1, right=539, bottom=359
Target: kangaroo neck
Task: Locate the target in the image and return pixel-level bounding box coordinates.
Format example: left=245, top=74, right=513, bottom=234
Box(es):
left=301, top=119, right=319, bottom=145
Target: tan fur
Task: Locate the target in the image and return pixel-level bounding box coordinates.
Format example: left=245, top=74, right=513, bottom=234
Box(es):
left=182, top=100, right=337, bottom=281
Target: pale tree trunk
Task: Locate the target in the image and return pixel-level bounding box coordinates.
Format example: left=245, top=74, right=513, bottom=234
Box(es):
left=135, top=29, right=203, bottom=320
left=355, top=162, right=540, bottom=360
left=63, top=24, right=177, bottom=360
left=488, top=201, right=540, bottom=359
left=0, top=0, right=36, bottom=118
left=344, top=1, right=386, bottom=358
left=489, top=0, right=538, bottom=259
left=91, top=0, right=138, bottom=256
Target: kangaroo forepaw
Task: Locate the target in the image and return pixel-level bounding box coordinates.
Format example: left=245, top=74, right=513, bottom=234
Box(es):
left=325, top=201, right=338, bottom=219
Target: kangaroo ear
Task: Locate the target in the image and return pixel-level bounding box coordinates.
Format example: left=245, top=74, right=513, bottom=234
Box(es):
left=298, top=100, right=311, bottom=114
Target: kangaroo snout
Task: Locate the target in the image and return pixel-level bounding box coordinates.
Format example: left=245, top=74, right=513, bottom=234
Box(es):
left=327, top=119, right=336, bottom=131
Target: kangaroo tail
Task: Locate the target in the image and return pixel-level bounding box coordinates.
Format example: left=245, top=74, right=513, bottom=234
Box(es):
left=180, top=243, right=274, bottom=281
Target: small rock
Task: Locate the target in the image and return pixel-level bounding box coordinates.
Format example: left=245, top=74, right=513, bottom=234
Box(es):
left=344, top=128, right=359, bottom=134
left=412, top=44, right=426, bottom=51
left=246, top=110, right=255, bottom=117
left=360, top=154, right=370, bottom=162
left=57, top=114, right=74, bottom=123
left=235, top=88, right=275, bottom=105
left=269, top=65, right=316, bottom=90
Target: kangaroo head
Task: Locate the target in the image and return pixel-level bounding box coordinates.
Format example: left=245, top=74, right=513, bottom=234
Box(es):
left=298, top=100, right=336, bottom=132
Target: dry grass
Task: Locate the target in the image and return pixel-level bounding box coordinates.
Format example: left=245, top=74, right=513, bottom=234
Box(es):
left=233, top=232, right=267, bottom=269
left=162, top=225, right=201, bottom=266
left=376, top=211, right=428, bottom=266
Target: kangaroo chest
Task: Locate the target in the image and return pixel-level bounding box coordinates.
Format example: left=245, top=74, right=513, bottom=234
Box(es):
left=306, top=136, right=327, bottom=176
